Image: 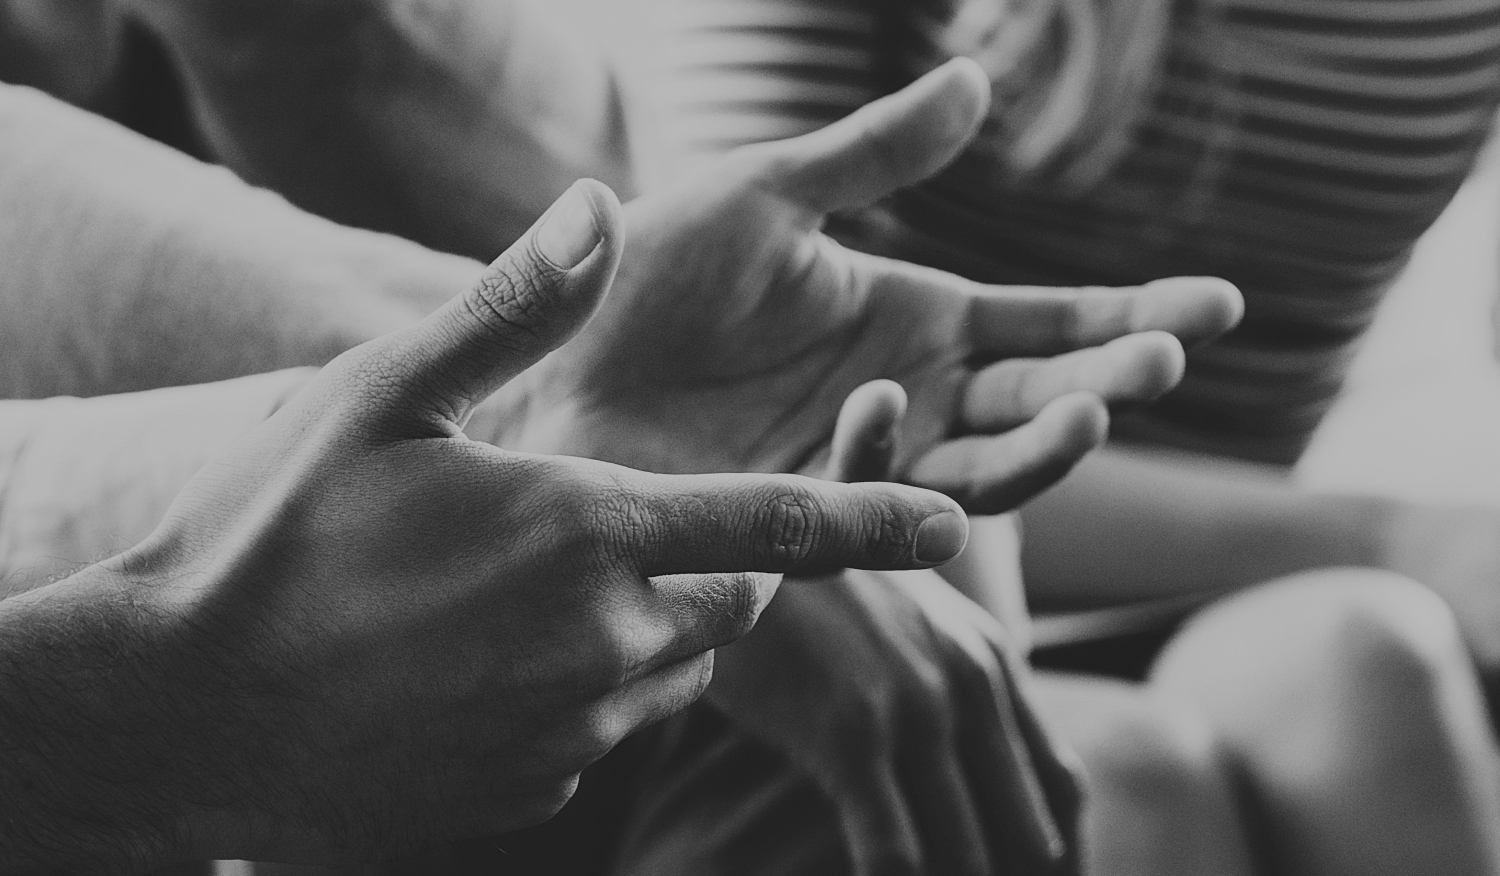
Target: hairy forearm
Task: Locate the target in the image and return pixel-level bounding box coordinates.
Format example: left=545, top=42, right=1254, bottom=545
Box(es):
left=0, top=562, right=199, bottom=875
left=132, top=0, right=635, bottom=259
left=1018, top=442, right=1390, bottom=612
left=0, top=84, right=480, bottom=399
left=0, top=370, right=316, bottom=593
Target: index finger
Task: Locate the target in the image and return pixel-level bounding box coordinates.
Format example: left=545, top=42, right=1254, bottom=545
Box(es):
left=965, top=276, right=1244, bottom=357
left=616, top=472, right=969, bottom=577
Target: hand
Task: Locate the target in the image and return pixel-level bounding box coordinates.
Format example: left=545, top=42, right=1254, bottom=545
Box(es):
left=483, top=59, right=1243, bottom=513
left=0, top=182, right=969, bottom=873
left=705, top=382, right=1081, bottom=876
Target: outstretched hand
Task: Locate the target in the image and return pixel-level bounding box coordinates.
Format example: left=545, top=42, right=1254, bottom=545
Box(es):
left=0, top=183, right=969, bottom=872
left=481, top=58, right=1242, bottom=512
left=706, top=381, right=1081, bottom=876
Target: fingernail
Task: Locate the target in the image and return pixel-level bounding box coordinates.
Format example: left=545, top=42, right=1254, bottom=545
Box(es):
left=535, top=182, right=602, bottom=270
left=914, top=510, right=968, bottom=564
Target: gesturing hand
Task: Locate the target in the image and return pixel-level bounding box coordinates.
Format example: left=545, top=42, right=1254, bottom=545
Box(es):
left=0, top=183, right=969, bottom=873
left=483, top=59, right=1242, bottom=512
left=707, top=381, right=1080, bottom=876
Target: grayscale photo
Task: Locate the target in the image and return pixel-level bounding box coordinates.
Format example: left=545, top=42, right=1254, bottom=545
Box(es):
left=2, top=0, right=1500, bottom=874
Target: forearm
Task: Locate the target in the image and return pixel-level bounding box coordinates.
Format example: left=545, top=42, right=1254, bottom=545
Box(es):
left=132, top=0, right=635, bottom=258
left=0, top=84, right=479, bottom=398
left=0, top=562, right=202, bottom=875
left=1018, top=442, right=1391, bottom=612
left=0, top=370, right=316, bottom=593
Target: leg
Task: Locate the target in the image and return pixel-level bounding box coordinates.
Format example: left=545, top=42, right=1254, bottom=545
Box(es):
left=1150, top=569, right=1500, bottom=876
left=1030, top=673, right=1257, bottom=876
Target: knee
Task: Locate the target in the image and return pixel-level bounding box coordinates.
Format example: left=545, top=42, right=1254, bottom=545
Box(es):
left=1153, top=568, right=1486, bottom=768
left=1088, top=696, right=1228, bottom=813
left=1034, top=676, right=1256, bottom=874
left=1158, top=568, right=1468, bottom=701
left=1282, top=569, right=1470, bottom=706
left=1036, top=676, right=1230, bottom=815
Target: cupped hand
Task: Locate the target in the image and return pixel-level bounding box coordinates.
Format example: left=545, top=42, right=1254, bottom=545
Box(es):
left=31, top=182, right=969, bottom=870
left=481, top=58, right=1243, bottom=513
left=705, top=381, right=1081, bottom=876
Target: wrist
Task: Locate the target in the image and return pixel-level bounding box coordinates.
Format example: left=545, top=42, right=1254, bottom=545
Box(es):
left=0, top=563, right=202, bottom=873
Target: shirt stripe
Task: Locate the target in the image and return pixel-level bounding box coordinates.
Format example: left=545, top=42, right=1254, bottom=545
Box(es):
left=645, top=0, right=1500, bottom=463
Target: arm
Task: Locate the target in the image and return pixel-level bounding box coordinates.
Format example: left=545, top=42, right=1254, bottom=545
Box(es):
left=0, top=181, right=966, bottom=873
left=1017, top=443, right=1500, bottom=677
left=125, top=0, right=636, bottom=258
left=0, top=84, right=479, bottom=398
left=0, top=369, right=316, bottom=591
left=1018, top=442, right=1386, bottom=614
left=703, top=382, right=1082, bottom=876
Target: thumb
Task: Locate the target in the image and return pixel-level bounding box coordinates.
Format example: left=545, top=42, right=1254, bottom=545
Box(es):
left=361, top=179, right=624, bottom=426
left=747, top=57, right=990, bottom=215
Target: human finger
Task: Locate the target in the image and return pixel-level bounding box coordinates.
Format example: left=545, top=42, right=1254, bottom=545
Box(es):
left=746, top=57, right=990, bottom=215
left=1003, top=658, right=1085, bottom=873
left=827, top=379, right=908, bottom=482
left=907, top=393, right=1108, bottom=514
left=617, top=471, right=969, bottom=576
left=962, top=275, right=1243, bottom=357
left=588, top=652, right=718, bottom=746
left=961, top=331, right=1184, bottom=433
left=832, top=760, right=924, bottom=876
left=902, top=579, right=1066, bottom=869
left=351, top=179, right=624, bottom=429
left=900, top=738, right=992, bottom=876
left=639, top=572, right=782, bottom=671
left=960, top=651, right=1069, bottom=872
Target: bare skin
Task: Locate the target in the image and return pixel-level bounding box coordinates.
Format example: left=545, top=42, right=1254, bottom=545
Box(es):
left=0, top=64, right=1241, bottom=873
left=0, top=179, right=976, bottom=874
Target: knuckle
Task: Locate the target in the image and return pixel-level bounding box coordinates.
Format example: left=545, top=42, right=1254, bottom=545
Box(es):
left=464, top=258, right=554, bottom=343
left=531, top=465, right=638, bottom=565
left=893, top=669, right=955, bottom=742
left=876, top=506, right=917, bottom=566
left=647, top=654, right=718, bottom=722
left=1059, top=287, right=1117, bottom=345
left=701, top=572, right=765, bottom=645
left=758, top=486, right=827, bottom=565
left=584, top=481, right=655, bottom=560
left=515, top=777, right=582, bottom=828
left=912, top=677, right=956, bottom=731
left=686, top=652, right=716, bottom=701
left=526, top=711, right=620, bottom=781
left=577, top=710, right=628, bottom=766
left=319, top=342, right=405, bottom=411
left=578, top=624, right=638, bottom=695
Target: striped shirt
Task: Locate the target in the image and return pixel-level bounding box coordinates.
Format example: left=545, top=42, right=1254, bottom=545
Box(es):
left=644, top=0, right=1500, bottom=463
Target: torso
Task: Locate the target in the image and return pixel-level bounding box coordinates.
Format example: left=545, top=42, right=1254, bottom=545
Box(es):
left=643, top=0, right=1500, bottom=462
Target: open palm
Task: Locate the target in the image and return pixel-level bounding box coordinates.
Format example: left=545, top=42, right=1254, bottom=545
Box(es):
left=484, top=60, right=1241, bottom=510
